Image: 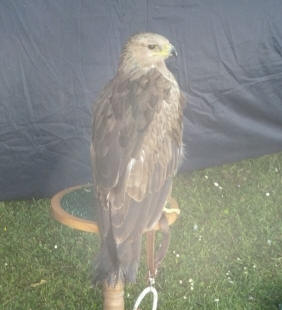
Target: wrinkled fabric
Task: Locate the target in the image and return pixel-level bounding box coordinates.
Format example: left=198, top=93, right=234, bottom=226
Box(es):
left=0, top=0, right=282, bottom=199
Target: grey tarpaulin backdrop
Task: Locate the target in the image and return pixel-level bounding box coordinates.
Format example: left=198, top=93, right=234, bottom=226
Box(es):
left=1, top=0, right=282, bottom=200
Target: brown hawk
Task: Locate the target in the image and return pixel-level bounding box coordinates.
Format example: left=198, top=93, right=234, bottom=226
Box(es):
left=91, top=32, right=185, bottom=285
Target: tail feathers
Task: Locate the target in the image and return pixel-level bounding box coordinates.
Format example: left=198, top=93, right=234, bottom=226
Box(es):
left=93, top=234, right=142, bottom=286
left=93, top=243, right=120, bottom=285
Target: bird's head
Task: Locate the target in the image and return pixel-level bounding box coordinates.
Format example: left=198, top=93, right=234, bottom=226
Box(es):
left=119, top=33, right=177, bottom=72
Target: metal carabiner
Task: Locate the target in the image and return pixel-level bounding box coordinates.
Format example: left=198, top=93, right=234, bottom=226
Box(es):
left=133, top=284, right=158, bottom=310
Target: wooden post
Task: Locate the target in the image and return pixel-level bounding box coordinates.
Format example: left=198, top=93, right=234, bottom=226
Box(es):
left=103, top=281, right=125, bottom=310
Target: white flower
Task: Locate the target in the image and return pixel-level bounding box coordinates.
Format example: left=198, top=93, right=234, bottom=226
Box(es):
left=183, top=296, right=187, bottom=299
left=219, top=186, right=223, bottom=190
left=190, top=286, right=194, bottom=291
left=193, top=224, right=198, bottom=231
left=266, top=192, right=270, bottom=197
left=236, top=257, right=241, bottom=261
left=188, top=278, right=193, bottom=283
left=4, top=262, right=8, bottom=267
left=54, top=244, right=58, bottom=249
left=198, top=235, right=203, bottom=241
left=253, top=264, right=256, bottom=269
left=204, top=175, right=208, bottom=179
left=176, top=253, right=180, bottom=258
left=267, top=239, right=272, bottom=246
left=179, top=280, right=183, bottom=284
left=214, top=298, right=219, bottom=303
left=214, top=182, right=219, bottom=187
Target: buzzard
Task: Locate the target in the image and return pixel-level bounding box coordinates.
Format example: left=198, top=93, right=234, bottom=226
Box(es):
left=91, top=33, right=185, bottom=285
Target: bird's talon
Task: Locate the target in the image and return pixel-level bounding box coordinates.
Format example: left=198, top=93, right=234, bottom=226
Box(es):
left=163, top=207, right=180, bottom=215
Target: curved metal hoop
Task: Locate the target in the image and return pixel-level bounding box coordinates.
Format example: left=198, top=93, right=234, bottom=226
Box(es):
left=50, top=184, right=179, bottom=234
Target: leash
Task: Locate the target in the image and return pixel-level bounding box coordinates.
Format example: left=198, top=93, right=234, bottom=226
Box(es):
left=133, top=214, right=170, bottom=310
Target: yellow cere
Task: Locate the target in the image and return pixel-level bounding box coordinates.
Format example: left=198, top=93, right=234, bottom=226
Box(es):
left=157, top=44, right=172, bottom=57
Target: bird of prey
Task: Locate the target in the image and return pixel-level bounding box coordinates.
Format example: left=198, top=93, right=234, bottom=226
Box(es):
left=91, top=32, right=185, bottom=285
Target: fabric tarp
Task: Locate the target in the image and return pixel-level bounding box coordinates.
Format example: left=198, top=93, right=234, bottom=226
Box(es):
left=0, top=0, right=282, bottom=200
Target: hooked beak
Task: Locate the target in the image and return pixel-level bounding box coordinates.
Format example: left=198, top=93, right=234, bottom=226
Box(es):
left=170, top=45, right=177, bottom=57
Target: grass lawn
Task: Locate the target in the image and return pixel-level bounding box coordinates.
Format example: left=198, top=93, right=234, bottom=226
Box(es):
left=1, top=152, right=282, bottom=309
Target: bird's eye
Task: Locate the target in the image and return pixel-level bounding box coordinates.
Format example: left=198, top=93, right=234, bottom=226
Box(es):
left=148, top=44, right=157, bottom=50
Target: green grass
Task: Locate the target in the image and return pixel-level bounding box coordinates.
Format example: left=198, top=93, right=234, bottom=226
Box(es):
left=1, top=152, right=282, bottom=309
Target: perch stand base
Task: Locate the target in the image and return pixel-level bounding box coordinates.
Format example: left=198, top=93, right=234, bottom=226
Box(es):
left=50, top=185, right=180, bottom=310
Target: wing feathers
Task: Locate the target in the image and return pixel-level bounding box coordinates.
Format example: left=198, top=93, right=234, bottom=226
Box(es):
left=92, top=67, right=182, bottom=247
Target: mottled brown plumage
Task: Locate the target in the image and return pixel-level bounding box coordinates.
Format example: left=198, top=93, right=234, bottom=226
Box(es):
left=91, top=33, right=185, bottom=285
